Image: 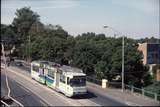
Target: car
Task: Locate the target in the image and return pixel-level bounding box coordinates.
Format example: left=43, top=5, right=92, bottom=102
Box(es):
left=10, top=57, right=15, bottom=62
left=15, top=61, right=23, bottom=66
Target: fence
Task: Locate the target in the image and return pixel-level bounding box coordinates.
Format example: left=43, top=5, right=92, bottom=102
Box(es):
left=125, top=84, right=160, bottom=101
left=86, top=76, right=102, bottom=85
left=86, top=76, right=121, bottom=88
left=86, top=76, right=160, bottom=102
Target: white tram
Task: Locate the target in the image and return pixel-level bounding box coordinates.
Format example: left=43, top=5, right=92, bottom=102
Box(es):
left=31, top=61, right=87, bottom=97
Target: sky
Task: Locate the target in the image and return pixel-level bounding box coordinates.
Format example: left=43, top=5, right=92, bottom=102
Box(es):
left=1, top=0, right=160, bottom=39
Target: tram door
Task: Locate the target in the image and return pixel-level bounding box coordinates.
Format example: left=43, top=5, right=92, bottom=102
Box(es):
left=56, top=72, right=60, bottom=87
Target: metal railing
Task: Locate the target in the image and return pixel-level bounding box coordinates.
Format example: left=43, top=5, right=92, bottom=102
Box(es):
left=86, top=76, right=102, bottom=85
left=125, top=84, right=160, bottom=101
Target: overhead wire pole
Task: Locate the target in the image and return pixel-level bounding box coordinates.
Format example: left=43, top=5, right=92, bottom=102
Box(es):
left=1, top=42, right=24, bottom=107
left=122, top=34, right=124, bottom=92
left=103, top=25, right=125, bottom=92
left=29, top=33, right=31, bottom=62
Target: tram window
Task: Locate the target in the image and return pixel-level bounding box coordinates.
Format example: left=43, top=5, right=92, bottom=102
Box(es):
left=67, top=77, right=70, bottom=85
left=32, top=65, right=39, bottom=72
left=60, top=75, right=65, bottom=83
left=48, top=69, right=54, bottom=79
left=70, top=76, right=86, bottom=87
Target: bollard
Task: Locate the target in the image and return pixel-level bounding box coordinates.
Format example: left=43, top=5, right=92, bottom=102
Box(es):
left=102, top=79, right=108, bottom=88
left=131, top=86, right=134, bottom=93
left=154, top=93, right=157, bottom=101
left=142, top=89, right=144, bottom=97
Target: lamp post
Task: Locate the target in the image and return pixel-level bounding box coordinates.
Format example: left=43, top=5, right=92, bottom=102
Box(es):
left=29, top=33, right=31, bottom=62
left=103, top=25, right=125, bottom=92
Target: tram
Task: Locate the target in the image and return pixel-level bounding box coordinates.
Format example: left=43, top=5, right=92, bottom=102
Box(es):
left=31, top=61, right=87, bottom=97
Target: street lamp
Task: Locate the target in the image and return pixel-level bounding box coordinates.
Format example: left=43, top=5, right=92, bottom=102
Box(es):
left=103, top=25, right=125, bottom=92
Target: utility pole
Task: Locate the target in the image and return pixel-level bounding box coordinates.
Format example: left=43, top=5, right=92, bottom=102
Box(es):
left=103, top=25, right=125, bottom=92
left=29, top=34, right=31, bottom=62
left=122, top=35, right=124, bottom=92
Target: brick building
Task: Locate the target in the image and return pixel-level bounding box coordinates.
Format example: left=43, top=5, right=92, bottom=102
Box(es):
left=138, top=43, right=160, bottom=81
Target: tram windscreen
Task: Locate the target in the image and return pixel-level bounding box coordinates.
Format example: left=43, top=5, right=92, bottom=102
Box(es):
left=70, top=76, right=86, bottom=87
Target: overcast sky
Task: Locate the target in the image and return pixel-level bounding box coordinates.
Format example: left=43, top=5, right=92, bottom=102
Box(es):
left=1, top=0, right=160, bottom=39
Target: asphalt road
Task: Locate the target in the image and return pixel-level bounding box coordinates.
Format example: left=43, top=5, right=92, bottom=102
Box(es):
left=1, top=70, right=48, bottom=106
left=87, top=87, right=126, bottom=106
left=9, top=61, right=127, bottom=106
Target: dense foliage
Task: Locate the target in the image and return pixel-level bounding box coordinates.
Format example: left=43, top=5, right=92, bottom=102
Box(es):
left=1, top=7, right=159, bottom=87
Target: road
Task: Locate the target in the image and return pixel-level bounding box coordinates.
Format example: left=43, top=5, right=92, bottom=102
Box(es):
left=1, top=61, right=159, bottom=106
left=2, top=61, right=159, bottom=106
left=7, top=61, right=127, bottom=106
left=1, top=65, right=99, bottom=106
left=1, top=69, right=48, bottom=106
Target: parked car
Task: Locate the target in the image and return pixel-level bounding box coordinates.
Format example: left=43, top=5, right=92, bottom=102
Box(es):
left=15, top=61, right=23, bottom=66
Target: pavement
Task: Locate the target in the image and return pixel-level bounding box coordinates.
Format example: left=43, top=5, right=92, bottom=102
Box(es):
left=1, top=62, right=160, bottom=106
left=87, top=82, right=160, bottom=106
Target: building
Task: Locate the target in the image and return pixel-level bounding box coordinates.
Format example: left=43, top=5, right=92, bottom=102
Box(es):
left=138, top=43, right=160, bottom=65
left=138, top=43, right=160, bottom=81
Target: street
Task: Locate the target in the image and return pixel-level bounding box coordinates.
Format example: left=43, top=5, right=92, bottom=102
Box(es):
left=12, top=61, right=128, bottom=106
left=1, top=69, right=48, bottom=106
left=1, top=62, right=128, bottom=106
left=1, top=61, right=159, bottom=106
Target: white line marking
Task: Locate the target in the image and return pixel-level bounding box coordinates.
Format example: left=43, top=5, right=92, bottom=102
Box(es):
left=125, top=101, right=141, bottom=106
left=1, top=43, right=24, bottom=107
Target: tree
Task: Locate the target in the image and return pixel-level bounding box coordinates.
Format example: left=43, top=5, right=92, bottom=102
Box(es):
left=1, top=24, right=17, bottom=50
left=71, top=40, right=97, bottom=75
left=95, top=61, right=107, bottom=79
left=12, top=7, right=40, bottom=59
left=12, top=7, right=40, bottom=42
left=136, top=37, right=160, bottom=43
left=1, top=7, right=153, bottom=88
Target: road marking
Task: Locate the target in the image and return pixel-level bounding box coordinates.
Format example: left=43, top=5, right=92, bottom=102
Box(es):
left=1, top=64, right=24, bottom=107
left=1, top=100, right=10, bottom=106
left=125, top=101, right=141, bottom=106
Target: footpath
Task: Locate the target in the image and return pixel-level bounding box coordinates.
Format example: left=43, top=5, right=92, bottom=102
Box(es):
left=87, top=82, right=160, bottom=106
